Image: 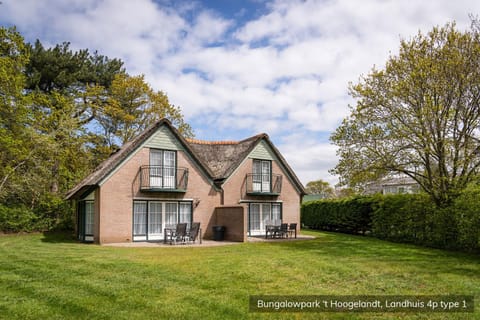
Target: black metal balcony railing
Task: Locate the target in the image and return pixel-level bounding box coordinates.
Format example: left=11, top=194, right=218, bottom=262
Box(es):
left=246, top=173, right=282, bottom=195
left=140, top=166, right=188, bottom=192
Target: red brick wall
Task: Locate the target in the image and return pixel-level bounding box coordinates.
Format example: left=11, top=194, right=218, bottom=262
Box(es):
left=214, top=206, right=246, bottom=242
left=85, top=138, right=301, bottom=244
left=97, top=147, right=221, bottom=244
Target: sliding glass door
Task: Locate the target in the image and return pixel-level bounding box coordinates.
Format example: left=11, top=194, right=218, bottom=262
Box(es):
left=133, top=201, right=191, bottom=241
left=248, top=203, right=282, bottom=235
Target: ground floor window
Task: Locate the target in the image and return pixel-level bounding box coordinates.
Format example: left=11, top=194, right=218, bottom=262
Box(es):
left=133, top=200, right=192, bottom=241
left=248, top=202, right=282, bottom=235
left=78, top=200, right=94, bottom=242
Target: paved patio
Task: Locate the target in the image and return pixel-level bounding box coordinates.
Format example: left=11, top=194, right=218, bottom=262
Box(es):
left=102, top=234, right=315, bottom=247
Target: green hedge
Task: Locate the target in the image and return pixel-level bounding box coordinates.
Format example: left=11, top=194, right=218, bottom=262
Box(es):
left=301, top=196, right=375, bottom=234
left=302, top=189, right=480, bottom=252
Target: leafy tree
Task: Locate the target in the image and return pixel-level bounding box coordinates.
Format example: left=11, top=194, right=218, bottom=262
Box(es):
left=23, top=40, right=126, bottom=193
left=331, top=21, right=480, bottom=206
left=305, top=179, right=335, bottom=198
left=0, top=27, right=32, bottom=199
left=95, top=73, right=193, bottom=151
left=0, top=30, right=194, bottom=231
left=25, top=40, right=125, bottom=125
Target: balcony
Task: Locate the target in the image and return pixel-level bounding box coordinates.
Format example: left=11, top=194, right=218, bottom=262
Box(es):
left=246, top=173, right=282, bottom=195
left=140, top=166, right=188, bottom=192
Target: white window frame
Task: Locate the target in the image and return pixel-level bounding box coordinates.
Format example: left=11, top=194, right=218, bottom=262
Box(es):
left=248, top=202, right=282, bottom=235
left=252, top=160, right=271, bottom=193
left=149, top=149, right=176, bottom=188
left=133, top=201, right=192, bottom=241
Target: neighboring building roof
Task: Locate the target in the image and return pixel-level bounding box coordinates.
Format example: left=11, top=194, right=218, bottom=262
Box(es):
left=364, top=175, right=419, bottom=195
left=66, top=119, right=305, bottom=200
left=381, top=176, right=418, bottom=187
left=302, top=194, right=324, bottom=203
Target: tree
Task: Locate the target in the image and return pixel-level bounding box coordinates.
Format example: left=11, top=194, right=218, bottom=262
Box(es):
left=331, top=21, right=480, bottom=206
left=24, top=41, right=126, bottom=193
left=0, top=27, right=32, bottom=199
left=305, top=179, right=335, bottom=198
left=95, top=73, right=193, bottom=150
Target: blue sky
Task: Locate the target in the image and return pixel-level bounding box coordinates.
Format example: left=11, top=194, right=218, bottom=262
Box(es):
left=1, top=0, right=480, bottom=185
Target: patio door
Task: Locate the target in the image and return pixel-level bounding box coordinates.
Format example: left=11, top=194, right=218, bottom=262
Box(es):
left=148, top=202, right=163, bottom=240
left=149, top=150, right=176, bottom=188
left=133, top=201, right=191, bottom=241
left=77, top=200, right=94, bottom=242
left=248, top=203, right=282, bottom=235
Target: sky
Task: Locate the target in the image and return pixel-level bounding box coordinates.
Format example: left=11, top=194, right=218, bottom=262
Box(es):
left=1, top=0, right=480, bottom=186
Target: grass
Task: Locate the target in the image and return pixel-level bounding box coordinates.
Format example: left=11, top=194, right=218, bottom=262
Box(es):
left=0, top=230, right=478, bottom=320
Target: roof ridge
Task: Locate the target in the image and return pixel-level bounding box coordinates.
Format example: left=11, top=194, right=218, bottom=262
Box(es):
left=186, top=133, right=268, bottom=146
left=186, top=138, right=240, bottom=145
left=238, top=133, right=268, bottom=143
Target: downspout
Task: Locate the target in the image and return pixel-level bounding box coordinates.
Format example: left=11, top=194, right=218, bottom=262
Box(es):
left=214, top=178, right=225, bottom=205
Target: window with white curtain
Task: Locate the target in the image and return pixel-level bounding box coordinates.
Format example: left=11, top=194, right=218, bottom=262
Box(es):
left=249, top=202, right=282, bottom=234
left=250, top=203, right=261, bottom=230
left=85, top=201, right=94, bottom=235
left=148, top=202, right=162, bottom=235
left=133, top=201, right=191, bottom=241
left=164, top=202, right=178, bottom=229
left=179, top=202, right=192, bottom=229
left=149, top=149, right=176, bottom=188
left=252, top=159, right=271, bottom=192
left=133, top=201, right=147, bottom=235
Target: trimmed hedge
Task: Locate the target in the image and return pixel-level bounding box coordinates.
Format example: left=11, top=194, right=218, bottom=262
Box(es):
left=302, top=196, right=375, bottom=234
left=302, top=189, right=480, bottom=252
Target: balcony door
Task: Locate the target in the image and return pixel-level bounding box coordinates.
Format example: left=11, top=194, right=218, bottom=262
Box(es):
left=253, top=160, right=271, bottom=192
left=150, top=149, right=176, bottom=188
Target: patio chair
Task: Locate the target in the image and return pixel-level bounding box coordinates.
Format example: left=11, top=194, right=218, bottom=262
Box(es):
left=288, top=223, right=297, bottom=239
left=265, top=225, right=276, bottom=239
left=168, top=223, right=187, bottom=245
left=278, top=223, right=289, bottom=238
left=185, top=222, right=200, bottom=244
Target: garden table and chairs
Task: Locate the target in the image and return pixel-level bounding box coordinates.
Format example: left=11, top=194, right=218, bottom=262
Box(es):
left=164, top=222, right=201, bottom=245
left=265, top=223, right=296, bottom=239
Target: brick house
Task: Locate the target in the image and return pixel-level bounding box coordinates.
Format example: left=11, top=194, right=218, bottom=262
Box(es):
left=66, top=119, right=305, bottom=244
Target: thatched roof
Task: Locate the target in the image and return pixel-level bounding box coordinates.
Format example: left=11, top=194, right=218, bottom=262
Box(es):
left=66, top=119, right=305, bottom=199
left=186, top=134, right=264, bottom=179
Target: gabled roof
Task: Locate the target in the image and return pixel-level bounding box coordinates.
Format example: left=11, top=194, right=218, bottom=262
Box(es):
left=188, top=134, right=305, bottom=195
left=66, top=119, right=305, bottom=200
left=65, top=119, right=214, bottom=199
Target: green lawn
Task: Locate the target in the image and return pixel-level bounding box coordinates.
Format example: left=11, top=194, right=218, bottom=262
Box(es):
left=0, top=231, right=478, bottom=320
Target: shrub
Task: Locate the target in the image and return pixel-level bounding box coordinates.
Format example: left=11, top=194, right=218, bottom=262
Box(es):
left=301, top=196, right=375, bottom=234
left=451, top=185, right=480, bottom=252
left=0, top=204, right=38, bottom=232
left=371, top=193, right=434, bottom=244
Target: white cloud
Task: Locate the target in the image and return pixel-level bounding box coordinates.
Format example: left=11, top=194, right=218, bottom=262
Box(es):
left=2, top=0, right=480, bottom=185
